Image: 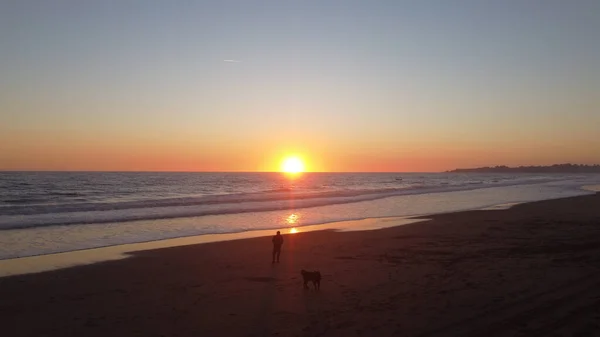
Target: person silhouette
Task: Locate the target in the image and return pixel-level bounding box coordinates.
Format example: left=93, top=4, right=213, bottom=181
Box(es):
left=272, top=231, right=284, bottom=263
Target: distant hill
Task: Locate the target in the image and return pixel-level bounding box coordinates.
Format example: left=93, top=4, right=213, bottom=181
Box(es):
left=448, top=164, right=600, bottom=173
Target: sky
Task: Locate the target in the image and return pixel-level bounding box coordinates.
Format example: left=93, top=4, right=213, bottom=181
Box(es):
left=1, top=0, right=599, bottom=172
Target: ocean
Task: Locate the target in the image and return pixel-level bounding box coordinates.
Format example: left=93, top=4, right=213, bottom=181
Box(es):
left=1, top=172, right=599, bottom=259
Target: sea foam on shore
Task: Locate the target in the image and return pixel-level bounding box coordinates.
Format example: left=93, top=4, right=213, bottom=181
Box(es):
left=1, top=175, right=598, bottom=260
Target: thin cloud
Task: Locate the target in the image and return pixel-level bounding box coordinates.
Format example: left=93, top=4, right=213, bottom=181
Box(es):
left=223, top=59, right=241, bottom=63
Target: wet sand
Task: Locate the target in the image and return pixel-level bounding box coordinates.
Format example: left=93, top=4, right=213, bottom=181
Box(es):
left=2, top=194, right=600, bottom=336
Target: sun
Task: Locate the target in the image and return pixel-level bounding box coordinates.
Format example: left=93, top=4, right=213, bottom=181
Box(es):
left=281, top=156, right=305, bottom=174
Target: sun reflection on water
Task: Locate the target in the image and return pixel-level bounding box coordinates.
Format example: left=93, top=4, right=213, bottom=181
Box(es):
left=285, top=213, right=300, bottom=233
left=286, top=213, right=299, bottom=224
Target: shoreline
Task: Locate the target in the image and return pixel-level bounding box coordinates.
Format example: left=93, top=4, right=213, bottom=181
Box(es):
left=1, top=187, right=597, bottom=277
left=0, top=216, right=426, bottom=277
left=2, top=179, right=597, bottom=261
left=1, top=193, right=600, bottom=336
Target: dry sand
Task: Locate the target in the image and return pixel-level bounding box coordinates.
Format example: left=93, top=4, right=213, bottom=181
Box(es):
left=1, top=194, right=600, bottom=337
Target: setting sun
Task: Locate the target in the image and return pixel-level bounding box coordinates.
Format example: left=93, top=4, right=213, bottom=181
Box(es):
left=281, top=156, right=305, bottom=174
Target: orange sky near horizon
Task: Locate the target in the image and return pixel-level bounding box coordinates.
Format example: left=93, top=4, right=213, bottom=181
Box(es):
left=1, top=126, right=598, bottom=172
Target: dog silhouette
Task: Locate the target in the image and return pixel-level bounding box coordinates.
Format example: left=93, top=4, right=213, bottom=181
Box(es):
left=301, top=270, right=321, bottom=290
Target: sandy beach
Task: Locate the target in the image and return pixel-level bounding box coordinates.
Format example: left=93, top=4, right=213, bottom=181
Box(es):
left=2, top=194, right=600, bottom=337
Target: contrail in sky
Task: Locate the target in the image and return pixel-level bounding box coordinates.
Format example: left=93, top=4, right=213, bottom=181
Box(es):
left=223, top=59, right=241, bottom=63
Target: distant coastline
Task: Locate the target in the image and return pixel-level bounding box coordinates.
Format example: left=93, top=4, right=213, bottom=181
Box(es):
left=448, top=164, right=600, bottom=173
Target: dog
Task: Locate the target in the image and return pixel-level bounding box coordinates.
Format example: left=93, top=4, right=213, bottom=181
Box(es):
left=301, top=270, right=321, bottom=290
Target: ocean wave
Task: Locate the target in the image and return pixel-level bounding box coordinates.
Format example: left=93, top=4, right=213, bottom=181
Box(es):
left=0, top=179, right=560, bottom=230
left=48, top=192, right=83, bottom=197
left=1, top=198, right=51, bottom=205
left=0, top=186, right=423, bottom=217
left=264, top=187, right=295, bottom=193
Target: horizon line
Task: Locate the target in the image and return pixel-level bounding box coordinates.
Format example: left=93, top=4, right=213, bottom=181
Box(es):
left=2, top=163, right=599, bottom=174
left=0, top=170, right=441, bottom=174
